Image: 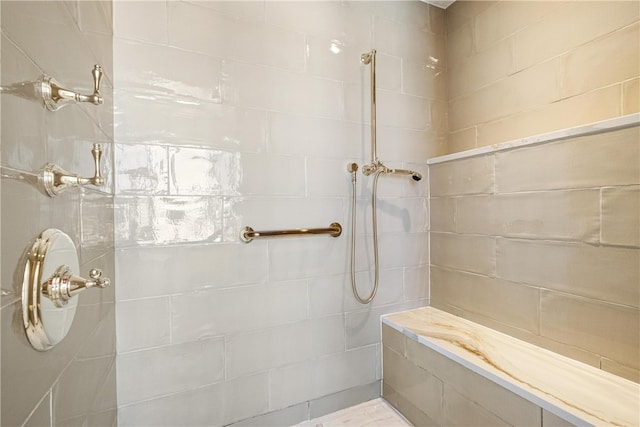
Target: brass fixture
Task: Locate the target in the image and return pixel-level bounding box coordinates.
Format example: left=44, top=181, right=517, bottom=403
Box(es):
left=362, top=160, right=423, bottom=181
left=358, top=50, right=423, bottom=183
left=348, top=161, right=382, bottom=304
left=39, top=143, right=105, bottom=197
left=240, top=223, right=342, bottom=243
left=39, top=65, right=103, bottom=111
left=22, top=229, right=111, bottom=351
left=349, top=50, right=424, bottom=306
left=42, top=266, right=110, bottom=308
left=361, top=50, right=378, bottom=163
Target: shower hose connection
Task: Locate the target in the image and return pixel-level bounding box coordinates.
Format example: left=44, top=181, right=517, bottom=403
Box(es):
left=348, top=163, right=381, bottom=304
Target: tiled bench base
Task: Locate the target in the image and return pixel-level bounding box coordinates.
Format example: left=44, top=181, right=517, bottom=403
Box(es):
left=382, top=307, right=639, bottom=427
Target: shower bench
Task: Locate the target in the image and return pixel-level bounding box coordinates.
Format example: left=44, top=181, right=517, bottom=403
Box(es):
left=381, top=307, right=639, bottom=427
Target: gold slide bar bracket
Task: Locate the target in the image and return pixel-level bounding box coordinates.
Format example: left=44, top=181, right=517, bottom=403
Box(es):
left=240, top=223, right=342, bottom=243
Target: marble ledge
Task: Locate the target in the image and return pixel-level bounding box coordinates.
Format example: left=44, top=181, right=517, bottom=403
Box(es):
left=428, top=113, right=640, bottom=165
left=382, top=307, right=640, bottom=427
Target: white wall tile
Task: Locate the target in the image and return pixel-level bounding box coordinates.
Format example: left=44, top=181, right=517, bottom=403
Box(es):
left=430, top=154, right=495, bottom=197
left=53, top=357, right=114, bottom=422
left=221, top=61, right=344, bottom=119
left=306, top=157, right=355, bottom=198
left=308, top=274, right=350, bottom=318
left=306, top=36, right=363, bottom=83
left=373, top=15, right=443, bottom=61
left=344, top=82, right=372, bottom=125
left=114, top=196, right=223, bottom=246
left=114, top=39, right=221, bottom=100
left=113, top=1, right=167, bottom=44
left=267, top=112, right=363, bottom=159
left=346, top=300, right=423, bottom=349
left=402, top=57, right=447, bottom=100
left=118, top=373, right=269, bottom=426
left=376, top=127, right=435, bottom=162
left=403, top=266, right=430, bottom=302
left=0, top=34, right=47, bottom=171
left=169, top=147, right=239, bottom=196
left=170, top=281, right=308, bottom=343
left=375, top=197, right=428, bottom=234
left=115, top=144, right=168, bottom=195
left=117, top=338, right=225, bottom=405
left=78, top=1, right=112, bottom=35
left=116, top=297, right=171, bottom=353
left=601, top=186, right=640, bottom=247
left=269, top=345, right=380, bottom=411
left=237, top=153, right=306, bottom=196
left=377, top=90, right=432, bottom=130
left=22, top=393, right=51, bottom=427
left=269, top=237, right=349, bottom=281
left=497, top=238, right=640, bottom=307
left=2, top=2, right=100, bottom=85
left=351, top=1, right=432, bottom=33
left=345, top=83, right=433, bottom=130
left=455, top=191, right=601, bottom=242
left=431, top=232, right=496, bottom=276
left=376, top=53, right=402, bottom=92
left=115, top=243, right=268, bottom=300
left=496, top=126, right=640, bottom=193
left=226, top=315, right=345, bottom=378
left=114, top=90, right=266, bottom=150
left=185, top=1, right=265, bottom=22
left=265, top=1, right=371, bottom=47
left=168, top=2, right=305, bottom=72
left=378, top=232, right=429, bottom=270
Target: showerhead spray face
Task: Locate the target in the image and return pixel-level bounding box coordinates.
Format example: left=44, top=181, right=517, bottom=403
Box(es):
left=412, top=172, right=423, bottom=182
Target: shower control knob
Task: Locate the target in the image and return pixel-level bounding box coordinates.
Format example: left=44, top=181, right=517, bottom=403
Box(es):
left=38, top=143, right=106, bottom=197
left=39, top=64, right=104, bottom=111
left=42, top=266, right=111, bottom=308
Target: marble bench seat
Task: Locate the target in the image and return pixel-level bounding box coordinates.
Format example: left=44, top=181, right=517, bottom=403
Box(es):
left=381, top=307, right=639, bottom=427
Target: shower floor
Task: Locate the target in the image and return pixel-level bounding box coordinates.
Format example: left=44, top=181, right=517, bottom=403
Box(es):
left=293, top=398, right=412, bottom=426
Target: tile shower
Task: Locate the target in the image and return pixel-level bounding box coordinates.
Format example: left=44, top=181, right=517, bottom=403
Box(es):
left=113, top=2, right=438, bottom=424
left=0, top=1, right=638, bottom=426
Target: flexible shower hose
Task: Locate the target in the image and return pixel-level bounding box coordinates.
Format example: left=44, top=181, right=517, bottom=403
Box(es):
left=350, top=169, right=382, bottom=304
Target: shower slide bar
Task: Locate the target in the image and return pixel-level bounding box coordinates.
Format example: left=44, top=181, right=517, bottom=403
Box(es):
left=240, top=223, right=342, bottom=243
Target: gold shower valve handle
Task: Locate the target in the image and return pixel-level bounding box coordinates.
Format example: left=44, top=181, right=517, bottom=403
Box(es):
left=40, top=65, right=104, bottom=111
left=42, top=266, right=110, bottom=308
left=91, top=65, right=103, bottom=100
left=39, top=143, right=106, bottom=197
left=91, top=143, right=105, bottom=186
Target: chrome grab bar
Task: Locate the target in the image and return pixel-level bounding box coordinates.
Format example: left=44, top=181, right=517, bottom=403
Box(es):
left=240, top=223, right=342, bottom=243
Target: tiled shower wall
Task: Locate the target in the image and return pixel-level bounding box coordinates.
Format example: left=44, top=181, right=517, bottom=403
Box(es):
left=430, top=125, right=640, bottom=383
left=446, top=0, right=640, bottom=153
left=113, top=2, right=444, bottom=425
left=0, top=1, right=116, bottom=426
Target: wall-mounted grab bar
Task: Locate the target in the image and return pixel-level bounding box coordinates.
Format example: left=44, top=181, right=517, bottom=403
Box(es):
left=240, top=223, right=342, bottom=243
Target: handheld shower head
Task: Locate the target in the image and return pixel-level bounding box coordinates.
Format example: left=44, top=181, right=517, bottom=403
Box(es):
left=385, top=167, right=423, bottom=182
